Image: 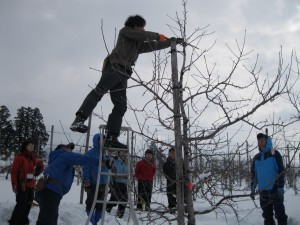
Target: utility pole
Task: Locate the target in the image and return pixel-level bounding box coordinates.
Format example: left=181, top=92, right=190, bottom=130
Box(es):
left=170, top=39, right=185, bottom=224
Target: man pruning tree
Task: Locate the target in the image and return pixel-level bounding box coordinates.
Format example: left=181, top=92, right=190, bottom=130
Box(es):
left=70, top=14, right=182, bottom=148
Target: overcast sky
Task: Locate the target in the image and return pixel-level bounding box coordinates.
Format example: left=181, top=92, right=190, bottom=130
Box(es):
left=1, top=0, right=300, bottom=149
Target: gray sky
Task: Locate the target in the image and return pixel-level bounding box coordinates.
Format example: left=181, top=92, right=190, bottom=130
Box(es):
left=1, top=0, right=300, bottom=148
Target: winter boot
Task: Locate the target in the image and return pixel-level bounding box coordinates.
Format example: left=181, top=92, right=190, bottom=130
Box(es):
left=104, top=131, right=127, bottom=149
left=106, top=207, right=112, bottom=213
left=116, top=210, right=124, bottom=218
left=94, top=211, right=102, bottom=224
left=277, top=220, right=287, bottom=225
left=264, top=218, right=276, bottom=225
left=70, top=115, right=88, bottom=133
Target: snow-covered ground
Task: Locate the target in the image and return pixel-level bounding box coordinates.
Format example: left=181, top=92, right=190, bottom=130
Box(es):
left=1, top=173, right=299, bottom=225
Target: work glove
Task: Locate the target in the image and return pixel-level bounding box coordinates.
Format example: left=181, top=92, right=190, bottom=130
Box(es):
left=277, top=187, right=284, bottom=197
left=169, top=37, right=184, bottom=44
left=83, top=180, right=91, bottom=193
left=105, top=160, right=112, bottom=169
left=158, top=34, right=168, bottom=42
left=12, top=183, right=18, bottom=193
left=250, top=189, right=255, bottom=200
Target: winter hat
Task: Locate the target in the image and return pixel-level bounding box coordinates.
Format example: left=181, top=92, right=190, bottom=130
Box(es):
left=257, top=133, right=268, bottom=140
left=20, top=139, right=35, bottom=152
left=145, top=149, right=153, bottom=155
left=55, top=142, right=75, bottom=150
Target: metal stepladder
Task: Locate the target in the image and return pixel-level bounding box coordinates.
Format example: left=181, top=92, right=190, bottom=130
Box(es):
left=85, top=125, right=138, bottom=225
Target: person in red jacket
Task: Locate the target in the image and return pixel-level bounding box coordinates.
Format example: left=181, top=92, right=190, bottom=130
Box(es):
left=134, top=149, right=156, bottom=210
left=8, top=139, right=44, bottom=225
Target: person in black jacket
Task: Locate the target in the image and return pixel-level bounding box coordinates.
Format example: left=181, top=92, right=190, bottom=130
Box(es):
left=163, top=147, right=177, bottom=210
left=70, top=15, right=183, bottom=149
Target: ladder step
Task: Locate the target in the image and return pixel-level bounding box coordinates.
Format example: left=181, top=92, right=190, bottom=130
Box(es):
left=96, top=200, right=130, bottom=204
left=99, top=172, right=128, bottom=177
left=102, top=146, right=128, bottom=151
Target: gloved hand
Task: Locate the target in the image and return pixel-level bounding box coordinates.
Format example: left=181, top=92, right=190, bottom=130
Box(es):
left=158, top=34, right=168, bottom=42
left=277, top=187, right=284, bottom=197
left=250, top=189, right=255, bottom=200
left=169, top=37, right=184, bottom=44
left=176, top=38, right=184, bottom=44
left=83, top=180, right=91, bottom=193
left=105, top=160, right=112, bottom=169
left=12, top=184, right=18, bottom=193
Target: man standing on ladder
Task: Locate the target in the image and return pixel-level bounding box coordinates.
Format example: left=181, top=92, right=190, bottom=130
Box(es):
left=70, top=14, right=183, bottom=149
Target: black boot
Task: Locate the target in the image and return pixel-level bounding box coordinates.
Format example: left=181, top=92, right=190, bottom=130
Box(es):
left=264, top=218, right=276, bottom=225
left=70, top=115, right=88, bottom=133
left=277, top=221, right=287, bottom=225
left=104, top=131, right=127, bottom=149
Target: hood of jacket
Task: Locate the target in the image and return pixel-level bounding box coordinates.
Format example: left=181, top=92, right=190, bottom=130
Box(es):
left=92, top=133, right=100, bottom=151
left=260, top=137, right=273, bottom=153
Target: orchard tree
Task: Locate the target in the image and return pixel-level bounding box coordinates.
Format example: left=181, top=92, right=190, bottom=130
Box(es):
left=92, top=1, right=300, bottom=224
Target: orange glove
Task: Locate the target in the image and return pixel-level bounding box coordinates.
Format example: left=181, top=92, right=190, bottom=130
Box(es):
left=158, top=34, right=168, bottom=42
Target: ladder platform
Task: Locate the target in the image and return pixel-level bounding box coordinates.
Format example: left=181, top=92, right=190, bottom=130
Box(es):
left=95, top=200, right=130, bottom=205
left=98, top=125, right=131, bottom=132
left=102, top=146, right=128, bottom=151
left=99, top=172, right=128, bottom=177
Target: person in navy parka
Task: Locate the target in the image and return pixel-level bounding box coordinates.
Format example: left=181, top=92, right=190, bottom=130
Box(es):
left=83, top=133, right=109, bottom=225
left=251, top=133, right=288, bottom=225
left=35, top=143, right=99, bottom=225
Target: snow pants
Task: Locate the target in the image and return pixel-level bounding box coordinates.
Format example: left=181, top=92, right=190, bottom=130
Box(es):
left=137, top=180, right=153, bottom=209
left=85, top=184, right=106, bottom=212
left=260, top=190, right=288, bottom=224
left=36, top=188, right=61, bottom=225
left=76, top=62, right=128, bottom=136
left=107, top=182, right=128, bottom=214
left=166, top=181, right=177, bottom=209
left=9, top=187, right=34, bottom=225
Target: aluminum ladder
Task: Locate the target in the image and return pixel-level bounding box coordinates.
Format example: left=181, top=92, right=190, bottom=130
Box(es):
left=85, top=125, right=138, bottom=225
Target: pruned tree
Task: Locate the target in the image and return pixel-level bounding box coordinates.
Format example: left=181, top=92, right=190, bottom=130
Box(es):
left=122, top=1, right=300, bottom=224
left=91, top=1, right=300, bottom=223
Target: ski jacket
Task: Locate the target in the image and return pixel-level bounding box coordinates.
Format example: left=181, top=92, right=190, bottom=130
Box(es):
left=112, top=156, right=128, bottom=183
left=82, top=133, right=109, bottom=185
left=135, top=158, right=156, bottom=181
left=43, top=149, right=98, bottom=198
left=251, top=137, right=285, bottom=191
left=11, top=151, right=44, bottom=191
left=107, top=27, right=172, bottom=75
left=163, top=157, right=176, bottom=183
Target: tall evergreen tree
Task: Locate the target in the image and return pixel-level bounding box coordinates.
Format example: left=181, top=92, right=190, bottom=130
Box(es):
left=14, top=106, right=49, bottom=153
left=0, top=105, right=15, bottom=152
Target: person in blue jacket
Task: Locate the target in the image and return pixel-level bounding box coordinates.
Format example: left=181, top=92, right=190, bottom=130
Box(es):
left=35, top=143, right=99, bottom=225
left=106, top=151, right=128, bottom=218
left=82, top=133, right=109, bottom=225
left=251, top=133, right=288, bottom=225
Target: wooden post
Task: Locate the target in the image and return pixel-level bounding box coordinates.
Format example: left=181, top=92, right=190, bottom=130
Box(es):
left=50, top=125, right=54, bottom=151
left=170, top=39, right=185, bottom=224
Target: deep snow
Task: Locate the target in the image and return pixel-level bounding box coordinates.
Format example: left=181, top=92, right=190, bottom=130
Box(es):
left=1, top=173, right=299, bottom=225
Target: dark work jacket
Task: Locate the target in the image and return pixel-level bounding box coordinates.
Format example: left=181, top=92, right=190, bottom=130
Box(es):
left=163, top=157, right=176, bottom=184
